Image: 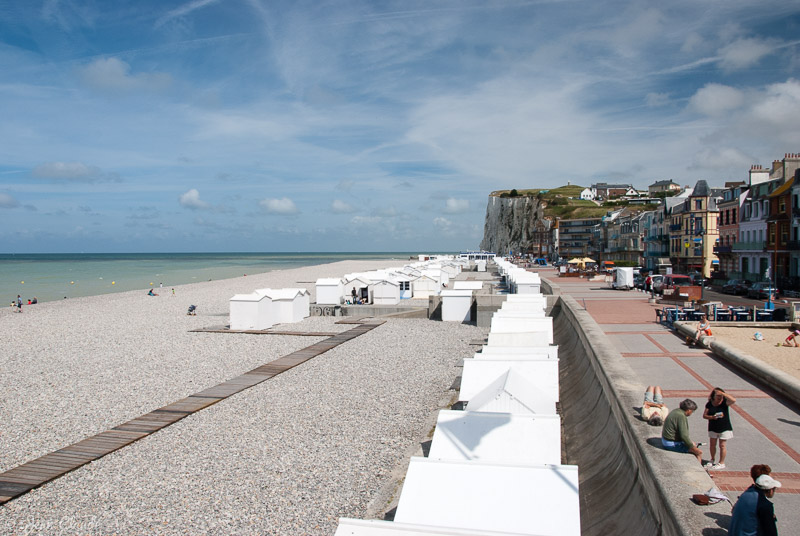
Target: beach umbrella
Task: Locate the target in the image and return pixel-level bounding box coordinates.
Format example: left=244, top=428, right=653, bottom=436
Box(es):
left=582, top=257, right=596, bottom=264
left=567, top=258, right=582, bottom=264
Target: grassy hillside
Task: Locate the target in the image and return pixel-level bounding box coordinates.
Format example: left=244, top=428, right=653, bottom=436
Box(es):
left=490, top=185, right=608, bottom=219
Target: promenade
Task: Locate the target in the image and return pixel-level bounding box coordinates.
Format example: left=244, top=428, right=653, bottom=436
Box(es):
left=547, top=272, right=800, bottom=533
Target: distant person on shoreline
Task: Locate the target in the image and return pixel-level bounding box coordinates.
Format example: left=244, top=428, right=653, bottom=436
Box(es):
left=16, top=295, right=22, bottom=313
left=147, top=289, right=158, bottom=296
left=31, top=297, right=37, bottom=304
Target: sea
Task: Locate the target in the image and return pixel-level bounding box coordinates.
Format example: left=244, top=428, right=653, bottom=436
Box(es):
left=1, top=252, right=423, bottom=305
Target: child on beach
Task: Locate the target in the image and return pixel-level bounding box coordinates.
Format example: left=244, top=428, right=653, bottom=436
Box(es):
left=780, top=328, right=800, bottom=347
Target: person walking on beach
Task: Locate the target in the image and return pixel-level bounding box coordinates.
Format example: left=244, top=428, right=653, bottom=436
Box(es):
left=16, top=295, right=22, bottom=313
left=702, top=387, right=736, bottom=470
left=661, top=399, right=704, bottom=464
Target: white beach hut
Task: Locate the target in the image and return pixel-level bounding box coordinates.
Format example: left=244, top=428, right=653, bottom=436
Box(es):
left=393, top=458, right=580, bottom=536
left=460, top=359, right=559, bottom=403
left=453, top=281, right=483, bottom=292
left=464, top=369, right=557, bottom=415
left=441, top=289, right=473, bottom=322
left=344, top=275, right=372, bottom=304
left=390, top=272, right=414, bottom=299
left=258, top=288, right=309, bottom=323
left=428, top=410, right=562, bottom=465
left=315, top=277, right=344, bottom=305
left=412, top=275, right=439, bottom=299
left=229, top=292, right=273, bottom=330
left=369, top=279, right=401, bottom=305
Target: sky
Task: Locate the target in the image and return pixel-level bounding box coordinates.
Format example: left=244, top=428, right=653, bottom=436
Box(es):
left=1, top=0, right=800, bottom=253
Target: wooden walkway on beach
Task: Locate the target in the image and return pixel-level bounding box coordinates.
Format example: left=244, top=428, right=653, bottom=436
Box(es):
left=0, top=319, right=385, bottom=505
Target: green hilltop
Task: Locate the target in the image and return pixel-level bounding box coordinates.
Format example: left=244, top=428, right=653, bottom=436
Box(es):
left=489, top=185, right=610, bottom=219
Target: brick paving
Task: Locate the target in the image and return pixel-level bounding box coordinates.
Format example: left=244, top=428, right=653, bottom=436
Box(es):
left=544, top=271, right=800, bottom=532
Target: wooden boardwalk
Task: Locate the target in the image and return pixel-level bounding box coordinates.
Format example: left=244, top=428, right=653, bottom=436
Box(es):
left=0, top=319, right=385, bottom=505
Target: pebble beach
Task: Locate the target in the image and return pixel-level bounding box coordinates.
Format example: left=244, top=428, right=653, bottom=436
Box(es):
left=0, top=260, right=488, bottom=535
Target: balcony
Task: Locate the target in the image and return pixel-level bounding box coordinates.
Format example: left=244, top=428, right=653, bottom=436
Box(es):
left=731, top=240, right=766, bottom=251
left=713, top=245, right=732, bottom=254
left=669, top=224, right=682, bottom=231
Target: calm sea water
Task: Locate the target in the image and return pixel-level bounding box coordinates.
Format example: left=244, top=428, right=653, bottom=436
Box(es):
left=0, top=252, right=420, bottom=304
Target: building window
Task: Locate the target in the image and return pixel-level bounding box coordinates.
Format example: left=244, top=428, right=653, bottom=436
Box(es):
left=696, top=200, right=702, bottom=210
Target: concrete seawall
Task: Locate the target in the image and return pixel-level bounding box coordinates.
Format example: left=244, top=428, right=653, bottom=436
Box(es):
left=552, top=295, right=728, bottom=535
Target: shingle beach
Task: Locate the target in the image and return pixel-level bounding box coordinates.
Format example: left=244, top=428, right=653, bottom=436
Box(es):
left=0, top=260, right=487, bottom=535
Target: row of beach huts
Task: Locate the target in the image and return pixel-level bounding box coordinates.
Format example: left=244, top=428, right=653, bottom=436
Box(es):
left=334, top=258, right=580, bottom=536
left=228, top=256, right=484, bottom=330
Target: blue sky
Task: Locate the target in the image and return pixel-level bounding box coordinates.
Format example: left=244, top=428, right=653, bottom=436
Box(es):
left=1, top=0, right=799, bottom=253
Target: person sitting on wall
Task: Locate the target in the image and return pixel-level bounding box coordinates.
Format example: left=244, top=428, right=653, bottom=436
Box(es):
left=661, top=399, right=704, bottom=464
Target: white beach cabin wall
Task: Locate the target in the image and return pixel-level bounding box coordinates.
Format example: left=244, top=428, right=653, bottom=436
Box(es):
left=343, top=276, right=372, bottom=303
left=440, top=289, right=473, bottom=322
left=229, top=292, right=273, bottom=330
left=428, top=410, right=561, bottom=465
left=315, top=278, right=344, bottom=305
left=393, top=458, right=580, bottom=536
left=411, top=275, right=439, bottom=299
left=257, top=288, right=309, bottom=323
left=370, top=279, right=401, bottom=305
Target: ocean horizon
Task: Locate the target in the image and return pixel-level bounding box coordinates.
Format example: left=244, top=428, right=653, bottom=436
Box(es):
left=1, top=252, right=434, bottom=305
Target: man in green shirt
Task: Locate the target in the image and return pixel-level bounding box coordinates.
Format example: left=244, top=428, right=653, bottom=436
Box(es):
left=661, top=399, right=703, bottom=463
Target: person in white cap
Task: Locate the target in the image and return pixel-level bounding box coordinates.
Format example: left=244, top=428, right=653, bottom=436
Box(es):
left=729, top=470, right=780, bottom=536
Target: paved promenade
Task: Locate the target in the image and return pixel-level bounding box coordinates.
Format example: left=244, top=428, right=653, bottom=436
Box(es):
left=547, top=273, right=800, bottom=534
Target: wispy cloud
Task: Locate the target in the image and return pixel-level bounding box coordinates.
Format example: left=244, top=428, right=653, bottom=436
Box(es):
left=77, top=57, right=172, bottom=93
left=31, top=162, right=121, bottom=183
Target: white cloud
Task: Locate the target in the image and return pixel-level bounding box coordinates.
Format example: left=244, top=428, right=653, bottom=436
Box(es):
left=350, top=215, right=382, bottom=226
left=690, top=147, right=753, bottom=171
left=0, top=193, right=20, bottom=208
left=331, top=199, right=356, bottom=214
left=78, top=57, right=172, bottom=93
left=718, top=38, right=773, bottom=71
left=443, top=198, right=469, bottom=214
left=750, top=79, right=800, bottom=126
left=433, top=216, right=452, bottom=229
left=688, top=84, right=744, bottom=117
left=260, top=197, right=299, bottom=214
left=31, top=162, right=120, bottom=182
left=179, top=189, right=210, bottom=209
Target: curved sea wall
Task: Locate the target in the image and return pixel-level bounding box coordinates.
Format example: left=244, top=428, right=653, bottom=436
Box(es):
left=479, top=196, right=545, bottom=255
left=552, top=295, right=728, bottom=535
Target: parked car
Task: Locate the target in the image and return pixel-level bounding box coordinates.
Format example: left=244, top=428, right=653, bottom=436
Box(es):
left=721, top=279, right=752, bottom=295
left=650, top=274, right=665, bottom=293
left=689, top=272, right=709, bottom=287
left=660, top=274, right=693, bottom=295
left=747, top=282, right=778, bottom=300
